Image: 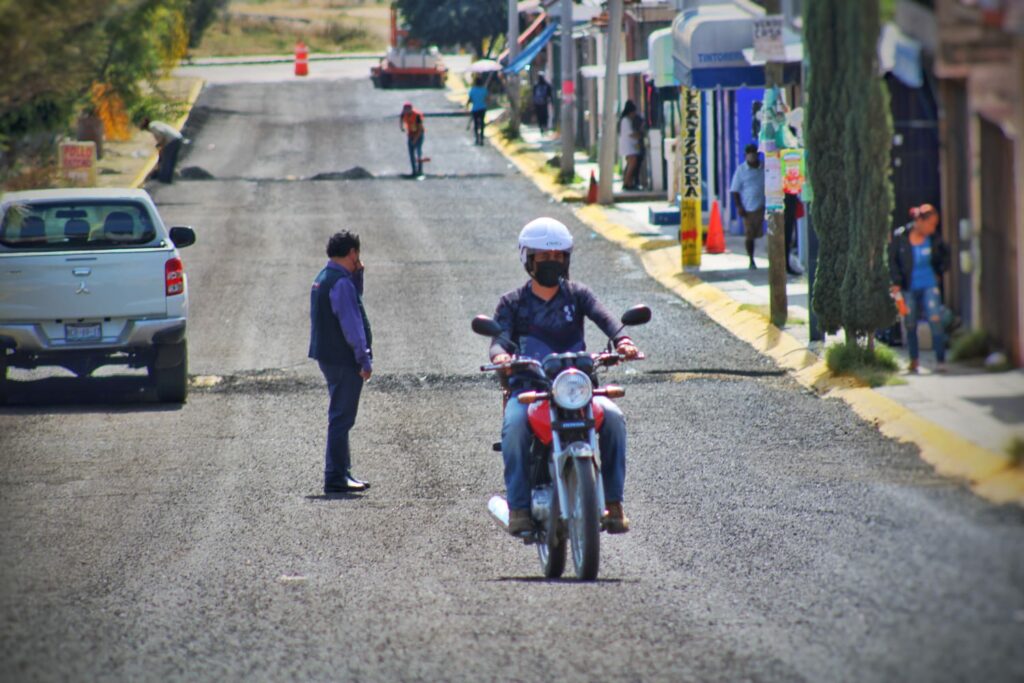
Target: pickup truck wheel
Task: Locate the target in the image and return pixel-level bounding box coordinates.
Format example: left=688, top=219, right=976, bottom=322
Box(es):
left=150, top=341, right=188, bottom=403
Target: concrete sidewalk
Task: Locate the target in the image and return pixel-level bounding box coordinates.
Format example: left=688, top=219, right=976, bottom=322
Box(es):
left=488, top=115, right=1024, bottom=505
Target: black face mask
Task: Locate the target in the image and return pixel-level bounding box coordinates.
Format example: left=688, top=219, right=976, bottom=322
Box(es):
left=533, top=260, right=567, bottom=287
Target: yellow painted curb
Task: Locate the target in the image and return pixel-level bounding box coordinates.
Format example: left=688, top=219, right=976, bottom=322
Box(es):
left=485, top=119, right=1023, bottom=506
left=130, top=78, right=205, bottom=189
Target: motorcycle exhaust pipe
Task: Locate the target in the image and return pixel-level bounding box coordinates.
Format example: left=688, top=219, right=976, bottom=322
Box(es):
left=487, top=495, right=510, bottom=529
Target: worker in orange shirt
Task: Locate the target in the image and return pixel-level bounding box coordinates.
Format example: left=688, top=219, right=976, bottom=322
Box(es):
left=400, top=102, right=425, bottom=177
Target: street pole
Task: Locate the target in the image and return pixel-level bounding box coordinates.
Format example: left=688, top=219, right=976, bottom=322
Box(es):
left=764, top=0, right=788, bottom=328
left=597, top=0, right=623, bottom=204
left=506, top=0, right=520, bottom=138
left=559, top=0, right=575, bottom=181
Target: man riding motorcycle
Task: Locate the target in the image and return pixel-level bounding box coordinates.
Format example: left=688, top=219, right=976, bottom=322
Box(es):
left=488, top=217, right=641, bottom=536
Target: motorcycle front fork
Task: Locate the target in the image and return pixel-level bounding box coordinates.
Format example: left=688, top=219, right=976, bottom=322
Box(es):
left=547, top=403, right=604, bottom=522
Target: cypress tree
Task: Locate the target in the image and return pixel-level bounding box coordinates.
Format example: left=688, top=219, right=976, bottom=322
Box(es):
left=840, top=0, right=897, bottom=341
left=804, top=0, right=850, bottom=335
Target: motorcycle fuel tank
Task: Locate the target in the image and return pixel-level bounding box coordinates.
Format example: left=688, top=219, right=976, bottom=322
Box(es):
left=527, top=400, right=605, bottom=444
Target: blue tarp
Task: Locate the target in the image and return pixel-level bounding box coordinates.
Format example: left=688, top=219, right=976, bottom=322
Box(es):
left=503, top=22, right=559, bottom=75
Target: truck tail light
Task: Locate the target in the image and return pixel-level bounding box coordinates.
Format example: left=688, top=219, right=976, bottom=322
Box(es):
left=165, top=257, right=184, bottom=296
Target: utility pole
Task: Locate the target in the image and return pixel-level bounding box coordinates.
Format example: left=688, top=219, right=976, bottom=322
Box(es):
left=559, top=0, right=575, bottom=181
left=506, top=0, right=520, bottom=138
left=597, top=0, right=623, bottom=204
left=762, top=0, right=788, bottom=328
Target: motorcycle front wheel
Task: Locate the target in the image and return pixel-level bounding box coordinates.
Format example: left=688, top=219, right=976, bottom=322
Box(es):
left=566, top=458, right=601, bottom=580
left=536, top=490, right=567, bottom=579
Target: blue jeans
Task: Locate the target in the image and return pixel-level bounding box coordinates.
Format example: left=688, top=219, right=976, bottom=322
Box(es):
left=501, top=396, right=626, bottom=511
left=318, top=362, right=364, bottom=486
left=407, top=134, right=424, bottom=175
left=904, top=286, right=946, bottom=363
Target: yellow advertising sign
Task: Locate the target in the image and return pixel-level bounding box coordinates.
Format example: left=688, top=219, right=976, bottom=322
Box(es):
left=679, top=87, right=702, bottom=267
left=60, top=141, right=97, bottom=187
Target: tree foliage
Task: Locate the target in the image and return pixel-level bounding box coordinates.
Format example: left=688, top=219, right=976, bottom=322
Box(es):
left=839, top=0, right=896, bottom=337
left=186, top=0, right=230, bottom=48
left=804, top=0, right=850, bottom=335
left=395, top=0, right=506, bottom=57
left=0, top=0, right=222, bottom=159
left=805, top=0, right=896, bottom=341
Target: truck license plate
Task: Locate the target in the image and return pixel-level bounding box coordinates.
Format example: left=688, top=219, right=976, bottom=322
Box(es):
left=65, top=323, right=102, bottom=343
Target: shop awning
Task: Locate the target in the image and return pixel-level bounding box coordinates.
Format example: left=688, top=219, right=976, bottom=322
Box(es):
left=879, top=22, right=924, bottom=88
left=672, top=1, right=800, bottom=90
left=648, top=27, right=677, bottom=88
left=498, top=12, right=548, bottom=64
left=504, top=22, right=559, bottom=75
left=579, top=59, right=649, bottom=79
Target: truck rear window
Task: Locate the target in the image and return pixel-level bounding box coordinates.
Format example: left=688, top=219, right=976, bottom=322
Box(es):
left=0, top=200, right=158, bottom=250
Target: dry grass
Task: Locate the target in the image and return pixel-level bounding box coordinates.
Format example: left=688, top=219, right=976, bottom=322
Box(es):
left=191, top=0, right=389, bottom=57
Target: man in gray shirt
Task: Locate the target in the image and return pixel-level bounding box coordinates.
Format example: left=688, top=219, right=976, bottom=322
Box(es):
left=140, top=117, right=183, bottom=184
left=730, top=143, right=765, bottom=269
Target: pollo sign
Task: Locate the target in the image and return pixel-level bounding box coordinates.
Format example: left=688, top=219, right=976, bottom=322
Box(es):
left=60, top=142, right=97, bottom=187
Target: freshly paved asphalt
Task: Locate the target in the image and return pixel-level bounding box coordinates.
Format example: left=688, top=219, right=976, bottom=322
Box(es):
left=2, top=65, right=1023, bottom=682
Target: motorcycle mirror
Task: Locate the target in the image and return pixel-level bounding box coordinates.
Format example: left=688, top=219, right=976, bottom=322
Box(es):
left=620, top=305, right=652, bottom=327
left=471, top=315, right=503, bottom=338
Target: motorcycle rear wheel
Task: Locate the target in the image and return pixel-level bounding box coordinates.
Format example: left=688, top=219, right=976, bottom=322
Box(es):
left=536, top=489, right=566, bottom=579
left=567, top=459, right=600, bottom=580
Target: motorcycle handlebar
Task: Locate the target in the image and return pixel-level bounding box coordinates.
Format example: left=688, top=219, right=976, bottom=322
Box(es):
left=596, top=351, right=646, bottom=366
left=481, top=352, right=645, bottom=373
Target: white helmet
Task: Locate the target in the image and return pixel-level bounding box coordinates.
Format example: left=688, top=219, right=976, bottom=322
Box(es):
left=518, top=217, right=574, bottom=266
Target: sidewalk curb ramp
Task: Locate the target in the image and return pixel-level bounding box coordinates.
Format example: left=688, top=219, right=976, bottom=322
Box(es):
left=449, top=76, right=1024, bottom=506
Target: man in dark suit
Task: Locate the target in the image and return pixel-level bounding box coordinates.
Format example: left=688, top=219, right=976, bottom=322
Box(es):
left=309, top=231, right=373, bottom=493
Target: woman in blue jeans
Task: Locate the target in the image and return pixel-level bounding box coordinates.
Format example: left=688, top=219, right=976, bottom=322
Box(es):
left=889, top=204, right=951, bottom=373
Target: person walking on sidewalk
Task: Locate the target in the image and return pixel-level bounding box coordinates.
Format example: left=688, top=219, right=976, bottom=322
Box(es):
left=468, top=76, right=488, bottom=146
left=618, top=100, right=643, bottom=190
left=400, top=102, right=425, bottom=176
left=140, top=117, right=183, bottom=184
left=309, top=231, right=373, bottom=494
left=730, top=143, right=766, bottom=269
left=532, top=73, right=553, bottom=135
left=890, top=203, right=950, bottom=373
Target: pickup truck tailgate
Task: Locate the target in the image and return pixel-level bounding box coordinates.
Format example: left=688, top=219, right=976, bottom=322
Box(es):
left=0, top=250, right=170, bottom=321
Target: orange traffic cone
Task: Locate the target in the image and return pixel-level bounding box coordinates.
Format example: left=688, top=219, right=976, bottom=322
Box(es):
left=586, top=170, right=598, bottom=204
left=705, top=199, right=725, bottom=254
left=294, top=41, right=309, bottom=77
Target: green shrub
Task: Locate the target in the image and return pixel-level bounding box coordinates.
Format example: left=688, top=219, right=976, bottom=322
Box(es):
left=950, top=329, right=991, bottom=362
left=500, top=121, right=521, bottom=142
left=826, top=340, right=899, bottom=387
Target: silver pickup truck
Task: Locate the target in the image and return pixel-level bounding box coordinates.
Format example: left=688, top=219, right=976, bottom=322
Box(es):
left=0, top=188, right=196, bottom=403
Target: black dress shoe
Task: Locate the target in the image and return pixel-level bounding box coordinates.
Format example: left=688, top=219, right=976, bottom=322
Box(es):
left=324, top=477, right=369, bottom=494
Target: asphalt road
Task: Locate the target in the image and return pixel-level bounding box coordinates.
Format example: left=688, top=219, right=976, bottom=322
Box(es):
left=2, top=67, right=1023, bottom=683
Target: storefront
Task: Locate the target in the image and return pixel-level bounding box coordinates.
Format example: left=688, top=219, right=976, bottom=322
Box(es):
left=672, top=1, right=801, bottom=234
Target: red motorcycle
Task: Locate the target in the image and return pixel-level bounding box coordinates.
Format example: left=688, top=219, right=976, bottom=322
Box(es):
left=471, top=305, right=650, bottom=580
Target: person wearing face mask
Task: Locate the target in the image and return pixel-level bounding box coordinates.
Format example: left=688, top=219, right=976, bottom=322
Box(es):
left=488, top=218, right=642, bottom=535
left=730, top=143, right=766, bottom=269
left=309, top=231, right=373, bottom=494
left=889, top=204, right=950, bottom=373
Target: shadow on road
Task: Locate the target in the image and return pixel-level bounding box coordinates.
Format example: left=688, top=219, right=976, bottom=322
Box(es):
left=491, top=576, right=625, bottom=584
left=1, top=375, right=182, bottom=413
left=305, top=492, right=369, bottom=501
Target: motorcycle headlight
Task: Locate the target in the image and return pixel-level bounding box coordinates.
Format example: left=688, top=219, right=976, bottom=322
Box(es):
left=550, top=369, right=593, bottom=410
